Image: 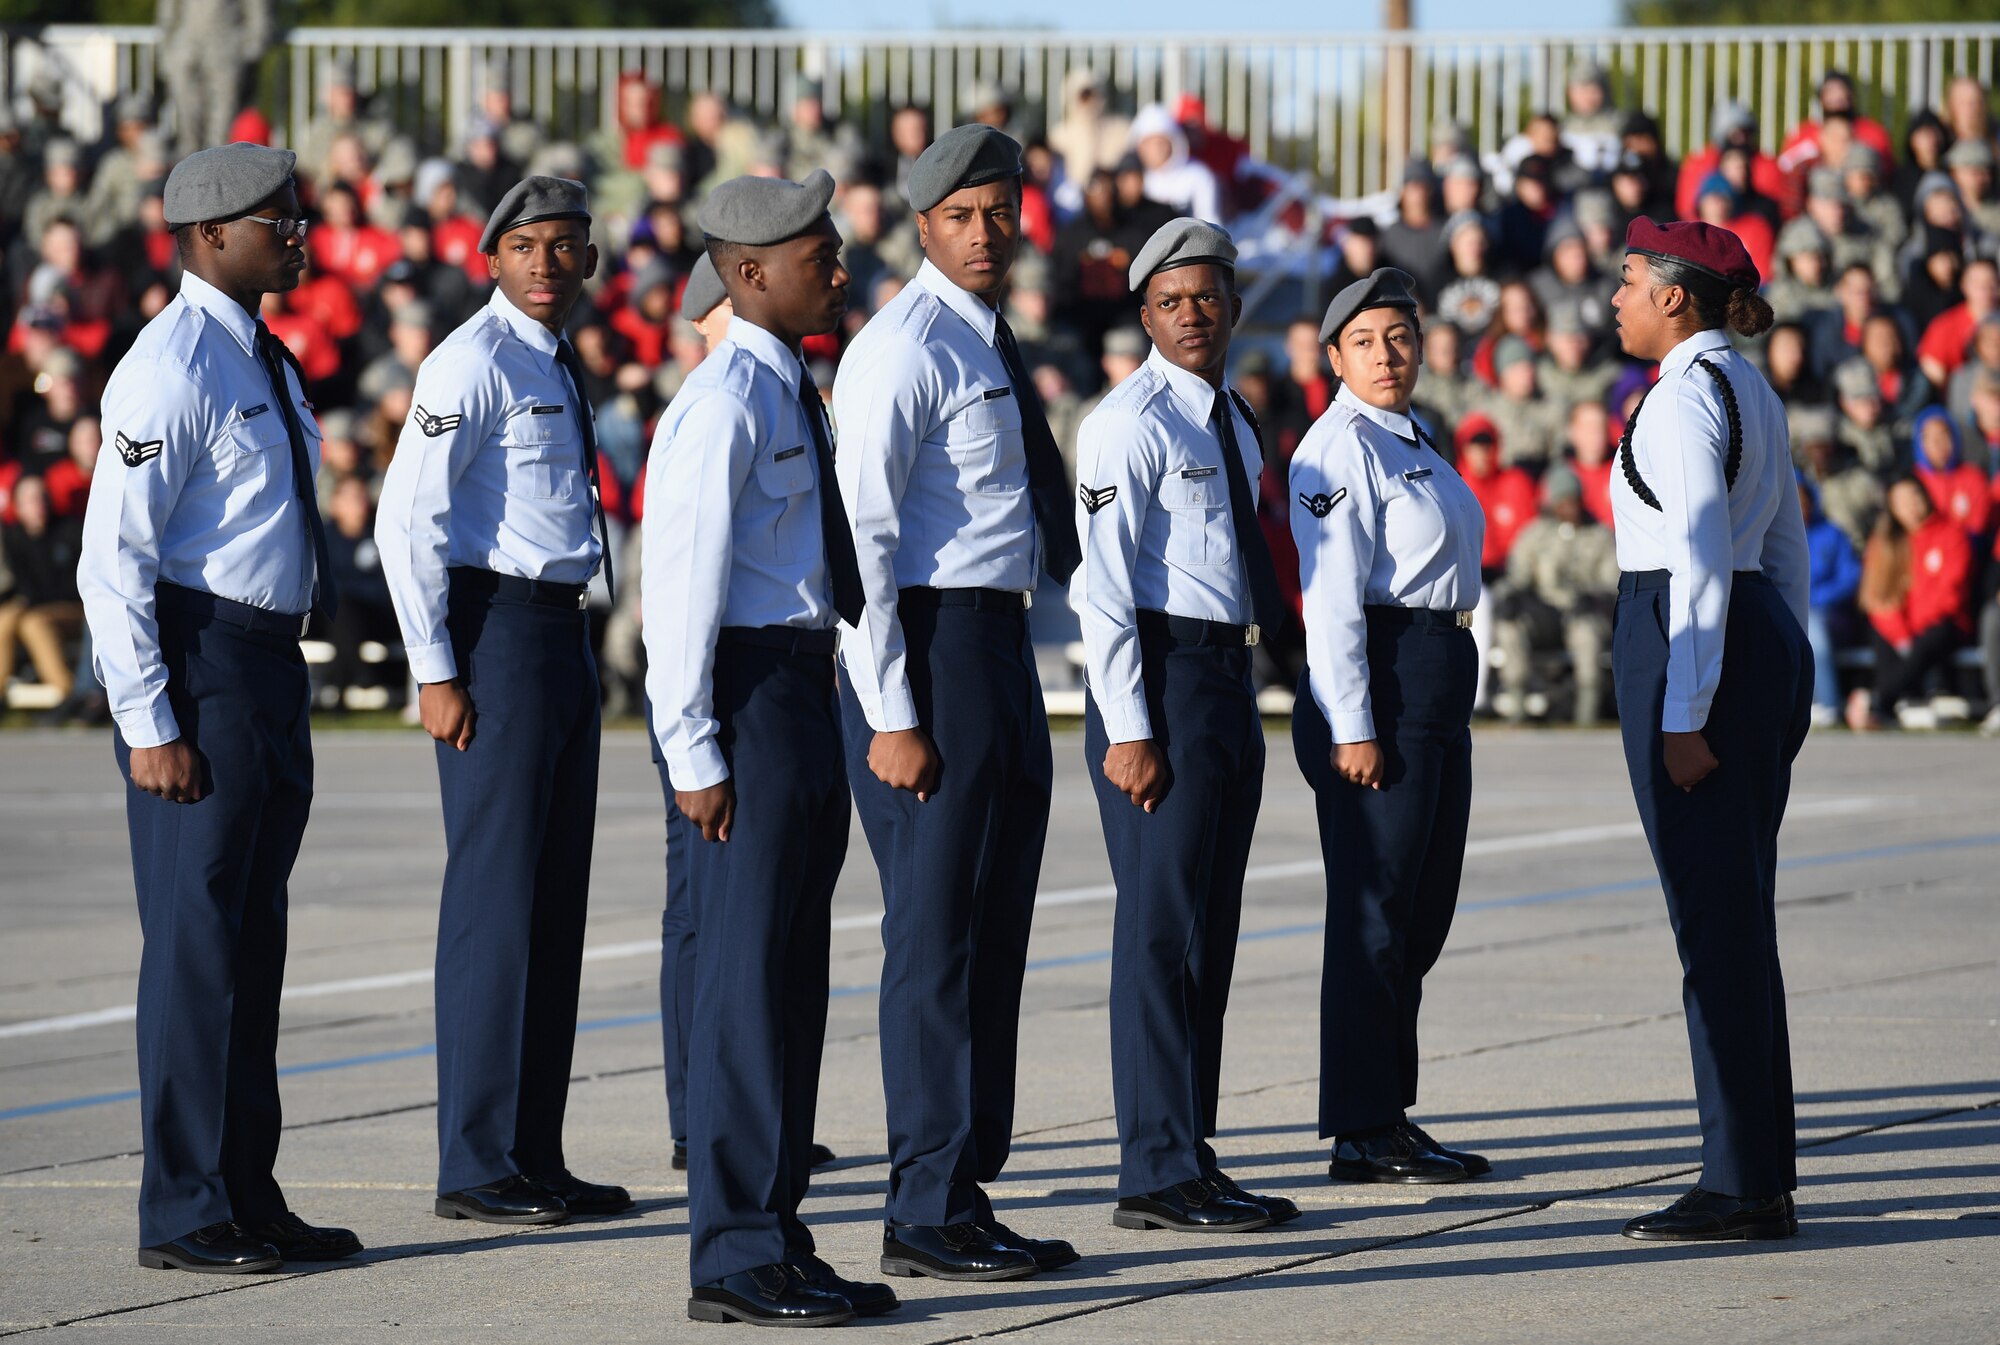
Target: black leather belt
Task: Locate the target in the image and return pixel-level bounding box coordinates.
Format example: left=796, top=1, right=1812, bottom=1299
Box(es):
left=1137, top=609, right=1260, bottom=648
left=718, top=624, right=838, bottom=656
left=155, top=581, right=310, bottom=639
left=899, top=586, right=1030, bottom=613
left=1364, top=604, right=1474, bottom=631
left=449, top=566, right=588, bottom=610
left=1618, top=568, right=1762, bottom=596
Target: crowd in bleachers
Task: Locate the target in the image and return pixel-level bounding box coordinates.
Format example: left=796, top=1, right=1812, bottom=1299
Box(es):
left=3, top=55, right=2000, bottom=732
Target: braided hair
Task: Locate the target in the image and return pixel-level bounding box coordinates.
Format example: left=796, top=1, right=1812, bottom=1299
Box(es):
left=1617, top=356, right=1744, bottom=511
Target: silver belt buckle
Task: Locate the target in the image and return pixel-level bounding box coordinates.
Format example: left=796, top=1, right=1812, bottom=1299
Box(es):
left=1454, top=610, right=1474, bottom=629
left=1022, top=590, right=1033, bottom=611
left=576, top=590, right=589, bottom=611
left=298, top=613, right=311, bottom=638
left=1244, top=622, right=1261, bottom=647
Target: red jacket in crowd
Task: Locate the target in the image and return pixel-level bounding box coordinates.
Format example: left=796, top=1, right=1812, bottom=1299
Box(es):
left=1917, top=460, right=1992, bottom=537
left=1455, top=413, right=1538, bottom=570
left=1869, top=513, right=1974, bottom=645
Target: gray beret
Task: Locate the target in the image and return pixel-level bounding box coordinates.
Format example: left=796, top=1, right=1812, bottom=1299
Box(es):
left=1546, top=299, right=1588, bottom=335
left=1493, top=334, right=1535, bottom=375
left=699, top=168, right=835, bottom=245
left=1845, top=143, right=1883, bottom=175
left=683, top=252, right=727, bottom=319
left=1543, top=464, right=1582, bottom=503
left=1317, top=266, right=1421, bottom=345
left=1128, top=218, right=1237, bottom=292
left=1807, top=166, right=1848, bottom=202
left=162, top=142, right=297, bottom=227
left=479, top=175, right=590, bottom=253
left=1777, top=215, right=1831, bottom=260
left=907, top=124, right=1022, bottom=212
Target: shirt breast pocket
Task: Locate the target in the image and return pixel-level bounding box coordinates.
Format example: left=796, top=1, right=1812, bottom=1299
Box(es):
left=502, top=412, right=580, bottom=500
left=754, top=446, right=814, bottom=563
left=213, top=410, right=286, bottom=487
left=1157, top=467, right=1233, bottom=568
left=943, top=388, right=1022, bottom=492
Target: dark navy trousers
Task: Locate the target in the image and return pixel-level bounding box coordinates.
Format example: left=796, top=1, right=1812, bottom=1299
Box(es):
left=1085, top=636, right=1262, bottom=1197
left=118, top=598, right=313, bottom=1246
left=839, top=598, right=1051, bottom=1227
left=1293, top=611, right=1476, bottom=1138
left=1614, top=569, right=1811, bottom=1198
left=651, top=740, right=694, bottom=1148
left=684, top=639, right=848, bottom=1286
left=433, top=576, right=601, bottom=1194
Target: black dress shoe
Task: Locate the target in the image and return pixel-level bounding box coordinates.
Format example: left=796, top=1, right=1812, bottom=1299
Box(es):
left=880, top=1221, right=1040, bottom=1281
left=1402, top=1122, right=1492, bottom=1177
left=1206, top=1170, right=1302, bottom=1224
left=809, top=1142, right=838, bottom=1168
left=528, top=1168, right=633, bottom=1215
left=978, top=1216, right=1080, bottom=1270
left=1327, top=1129, right=1468, bottom=1185
left=1113, top=1179, right=1273, bottom=1233
left=243, top=1211, right=363, bottom=1261
left=137, top=1221, right=282, bottom=1273
left=687, top=1262, right=856, bottom=1327
left=1622, top=1187, right=1797, bottom=1242
left=434, top=1175, right=570, bottom=1225
left=672, top=1141, right=688, bottom=1172
left=793, top=1254, right=899, bottom=1316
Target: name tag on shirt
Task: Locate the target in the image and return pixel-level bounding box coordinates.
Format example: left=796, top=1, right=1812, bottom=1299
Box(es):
left=1404, top=467, right=1433, bottom=482
left=530, top=404, right=564, bottom=416
left=981, top=387, right=1013, bottom=401
left=774, top=445, right=806, bottom=462
left=239, top=403, right=270, bottom=420
left=1181, top=466, right=1219, bottom=480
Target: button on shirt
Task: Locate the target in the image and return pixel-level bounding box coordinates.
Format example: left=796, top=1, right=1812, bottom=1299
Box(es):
left=830, top=258, right=1039, bottom=732
left=1290, top=383, right=1485, bottom=744
left=642, top=318, right=836, bottom=790
left=79, top=272, right=320, bottom=749
left=1071, top=348, right=1261, bottom=742
left=374, top=289, right=604, bottom=684
left=1610, top=328, right=1810, bottom=732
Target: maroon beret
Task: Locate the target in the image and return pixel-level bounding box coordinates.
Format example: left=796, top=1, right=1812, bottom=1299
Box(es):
left=1624, top=216, right=1759, bottom=290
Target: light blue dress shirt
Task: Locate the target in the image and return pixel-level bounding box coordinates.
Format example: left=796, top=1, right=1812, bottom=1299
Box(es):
left=1290, top=382, right=1486, bottom=745
left=829, top=258, right=1039, bottom=733
left=1610, top=328, right=1810, bottom=732
left=374, top=289, right=604, bottom=685
left=1070, top=347, right=1262, bottom=743
left=642, top=317, right=837, bottom=791
left=79, top=272, right=320, bottom=749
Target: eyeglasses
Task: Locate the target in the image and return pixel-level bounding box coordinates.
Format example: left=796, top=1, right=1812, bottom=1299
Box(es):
left=239, top=215, right=311, bottom=242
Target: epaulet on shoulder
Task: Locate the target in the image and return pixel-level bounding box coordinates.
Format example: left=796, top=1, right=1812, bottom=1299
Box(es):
left=892, top=287, right=943, bottom=341
left=155, top=302, right=203, bottom=369
left=713, top=344, right=761, bottom=395
left=1101, top=362, right=1167, bottom=416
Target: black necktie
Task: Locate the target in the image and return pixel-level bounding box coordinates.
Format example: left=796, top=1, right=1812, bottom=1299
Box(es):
left=1212, top=388, right=1287, bottom=636
left=992, top=313, right=1082, bottom=586
left=255, top=327, right=337, bottom=621
left=553, top=339, right=614, bottom=601
left=797, top=362, right=865, bottom=626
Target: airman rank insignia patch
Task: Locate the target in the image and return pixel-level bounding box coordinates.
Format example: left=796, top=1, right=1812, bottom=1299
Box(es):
left=116, top=432, right=163, bottom=468
left=1079, top=483, right=1117, bottom=515
left=1299, top=487, right=1347, bottom=518
left=414, top=406, right=464, bottom=438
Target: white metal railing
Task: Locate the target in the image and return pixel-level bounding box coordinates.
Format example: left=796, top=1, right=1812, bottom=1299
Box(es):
left=5, top=24, right=1999, bottom=197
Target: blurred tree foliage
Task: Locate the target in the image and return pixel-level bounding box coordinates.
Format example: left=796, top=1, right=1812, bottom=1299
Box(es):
left=1, top=0, right=774, bottom=24
left=1629, top=0, right=1995, bottom=21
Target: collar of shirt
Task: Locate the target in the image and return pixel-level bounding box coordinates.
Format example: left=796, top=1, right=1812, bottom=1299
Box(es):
left=487, top=287, right=561, bottom=369
left=1146, top=346, right=1233, bottom=426
left=180, top=271, right=259, bottom=358
left=913, top=257, right=999, bottom=346
left=723, top=315, right=806, bottom=387
left=1659, top=326, right=1732, bottom=380
left=1335, top=380, right=1417, bottom=442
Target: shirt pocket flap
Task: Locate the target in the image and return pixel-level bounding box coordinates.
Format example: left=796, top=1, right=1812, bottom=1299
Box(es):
left=227, top=404, right=291, bottom=454
left=500, top=409, right=576, bottom=455
left=1158, top=467, right=1224, bottom=511
left=755, top=446, right=814, bottom=498
left=948, top=386, right=1023, bottom=440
